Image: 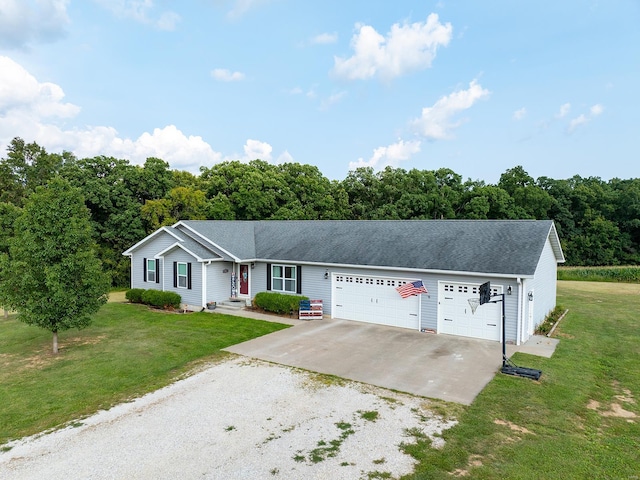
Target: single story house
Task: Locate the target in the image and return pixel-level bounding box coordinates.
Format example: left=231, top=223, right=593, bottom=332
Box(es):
left=122, top=219, right=565, bottom=345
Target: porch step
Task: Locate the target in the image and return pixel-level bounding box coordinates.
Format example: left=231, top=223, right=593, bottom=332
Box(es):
left=215, top=300, right=245, bottom=311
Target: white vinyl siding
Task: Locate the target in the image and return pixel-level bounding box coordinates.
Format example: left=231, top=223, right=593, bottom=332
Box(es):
left=206, top=261, right=235, bottom=304
left=525, top=237, right=560, bottom=340
left=163, top=250, right=201, bottom=307
left=129, top=231, right=176, bottom=289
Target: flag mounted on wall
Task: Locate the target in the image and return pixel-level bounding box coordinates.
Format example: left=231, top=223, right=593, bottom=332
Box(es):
left=396, top=280, right=428, bottom=298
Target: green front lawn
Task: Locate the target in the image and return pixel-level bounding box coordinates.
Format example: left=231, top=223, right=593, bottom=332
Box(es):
left=2, top=282, right=639, bottom=480
left=0, top=303, right=289, bottom=445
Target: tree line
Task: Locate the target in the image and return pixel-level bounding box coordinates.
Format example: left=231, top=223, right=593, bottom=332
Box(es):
left=1, top=137, right=638, bottom=287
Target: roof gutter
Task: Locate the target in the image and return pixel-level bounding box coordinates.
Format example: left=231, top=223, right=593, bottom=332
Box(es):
left=251, top=258, right=536, bottom=279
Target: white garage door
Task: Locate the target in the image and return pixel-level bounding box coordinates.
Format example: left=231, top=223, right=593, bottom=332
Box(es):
left=332, top=273, right=420, bottom=330
left=438, top=282, right=501, bottom=341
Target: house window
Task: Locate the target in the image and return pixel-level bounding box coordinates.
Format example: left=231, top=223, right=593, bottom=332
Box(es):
left=272, top=265, right=296, bottom=293
left=144, top=258, right=159, bottom=284
left=147, top=259, right=156, bottom=283
left=177, top=262, right=188, bottom=288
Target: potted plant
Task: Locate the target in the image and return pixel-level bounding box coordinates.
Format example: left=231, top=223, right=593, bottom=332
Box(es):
left=206, top=301, right=216, bottom=310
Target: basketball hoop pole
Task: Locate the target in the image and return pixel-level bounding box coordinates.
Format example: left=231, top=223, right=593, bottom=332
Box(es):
left=487, top=292, right=507, bottom=368
left=487, top=290, right=542, bottom=380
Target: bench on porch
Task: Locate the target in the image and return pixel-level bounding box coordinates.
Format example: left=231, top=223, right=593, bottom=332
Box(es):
left=298, top=299, right=323, bottom=320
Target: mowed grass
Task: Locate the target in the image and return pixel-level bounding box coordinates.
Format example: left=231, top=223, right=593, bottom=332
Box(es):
left=0, top=302, right=289, bottom=445
left=2, top=282, right=639, bottom=479
left=403, top=281, right=640, bottom=479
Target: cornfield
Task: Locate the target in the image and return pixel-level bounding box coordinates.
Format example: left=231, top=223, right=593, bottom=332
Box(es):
left=558, top=266, right=640, bottom=283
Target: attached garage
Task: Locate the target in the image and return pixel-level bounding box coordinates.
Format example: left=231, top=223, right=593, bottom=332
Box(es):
left=125, top=219, right=565, bottom=345
left=332, top=273, right=420, bottom=330
left=437, top=282, right=502, bottom=341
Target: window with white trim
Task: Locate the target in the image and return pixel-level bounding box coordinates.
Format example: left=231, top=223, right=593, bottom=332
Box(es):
left=177, top=262, right=188, bottom=288
left=147, top=259, right=156, bottom=282
left=272, top=265, right=296, bottom=293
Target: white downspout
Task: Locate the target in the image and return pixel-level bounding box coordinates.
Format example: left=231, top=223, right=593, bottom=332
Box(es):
left=161, top=258, right=165, bottom=292
left=203, top=261, right=213, bottom=308
left=517, top=277, right=523, bottom=345
left=202, top=262, right=207, bottom=308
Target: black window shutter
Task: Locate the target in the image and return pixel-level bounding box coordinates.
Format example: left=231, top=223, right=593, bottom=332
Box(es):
left=143, top=258, right=147, bottom=282
left=266, top=263, right=271, bottom=290
left=296, top=265, right=302, bottom=294
left=187, top=263, right=192, bottom=290
left=173, top=262, right=177, bottom=288
left=155, top=259, right=160, bottom=284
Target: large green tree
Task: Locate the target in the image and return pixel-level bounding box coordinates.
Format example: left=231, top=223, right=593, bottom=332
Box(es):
left=60, top=155, right=145, bottom=285
left=0, top=178, right=110, bottom=353
left=0, top=137, right=73, bottom=205
left=141, top=186, right=212, bottom=230
left=0, top=202, right=21, bottom=318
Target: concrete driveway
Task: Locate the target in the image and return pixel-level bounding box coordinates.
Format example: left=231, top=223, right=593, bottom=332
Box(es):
left=224, top=317, right=505, bottom=405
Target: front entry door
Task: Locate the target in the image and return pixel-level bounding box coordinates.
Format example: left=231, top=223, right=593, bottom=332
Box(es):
left=239, top=264, right=249, bottom=295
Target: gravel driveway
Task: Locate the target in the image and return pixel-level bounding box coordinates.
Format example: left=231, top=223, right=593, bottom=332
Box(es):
left=0, top=356, right=456, bottom=480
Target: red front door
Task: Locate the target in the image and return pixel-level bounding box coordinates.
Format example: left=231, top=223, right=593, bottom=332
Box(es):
left=239, top=264, right=249, bottom=295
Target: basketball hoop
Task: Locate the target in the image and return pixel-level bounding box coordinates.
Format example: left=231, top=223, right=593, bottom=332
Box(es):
left=468, top=297, right=480, bottom=315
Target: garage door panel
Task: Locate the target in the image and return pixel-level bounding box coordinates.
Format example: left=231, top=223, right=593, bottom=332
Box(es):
left=438, top=282, right=501, bottom=341
left=332, top=274, right=420, bottom=330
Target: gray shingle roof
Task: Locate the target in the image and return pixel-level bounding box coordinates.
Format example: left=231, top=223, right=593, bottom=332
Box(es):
left=178, top=220, right=563, bottom=277
left=179, top=220, right=256, bottom=260
left=164, top=228, right=222, bottom=261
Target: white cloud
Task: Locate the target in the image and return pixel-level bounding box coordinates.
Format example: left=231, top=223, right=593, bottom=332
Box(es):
left=319, top=91, right=347, bottom=111
left=71, top=125, right=222, bottom=171
left=276, top=150, right=294, bottom=164
left=221, top=139, right=294, bottom=164
left=556, top=102, right=571, bottom=118
left=513, top=107, right=527, bottom=121
left=0, top=56, right=223, bottom=172
left=311, top=32, right=338, bottom=45
left=590, top=104, right=604, bottom=116
left=156, top=11, right=181, bottom=31
left=242, top=139, right=273, bottom=162
left=567, top=103, right=604, bottom=133
left=333, top=13, right=452, bottom=81
left=568, top=114, right=588, bottom=133
left=226, top=0, right=271, bottom=19
left=0, top=0, right=70, bottom=49
left=410, top=80, right=490, bottom=140
left=93, top=0, right=181, bottom=31
left=0, top=56, right=79, bottom=118
left=349, top=139, right=421, bottom=171
left=287, top=86, right=318, bottom=99
left=211, top=68, right=246, bottom=82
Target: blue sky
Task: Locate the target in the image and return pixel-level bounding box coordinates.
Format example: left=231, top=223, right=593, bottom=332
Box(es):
left=0, top=1, right=638, bottom=184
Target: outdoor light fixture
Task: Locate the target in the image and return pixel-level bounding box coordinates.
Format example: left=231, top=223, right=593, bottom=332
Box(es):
left=250, top=262, right=255, bottom=269
left=324, top=269, right=329, bottom=279
left=528, top=291, right=534, bottom=301
left=507, top=286, right=512, bottom=295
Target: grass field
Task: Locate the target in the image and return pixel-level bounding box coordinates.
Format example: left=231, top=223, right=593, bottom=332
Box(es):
left=403, top=281, right=640, bottom=479
left=1, top=282, right=638, bottom=479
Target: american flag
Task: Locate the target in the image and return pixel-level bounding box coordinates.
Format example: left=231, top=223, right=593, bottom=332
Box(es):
left=396, top=280, right=428, bottom=298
